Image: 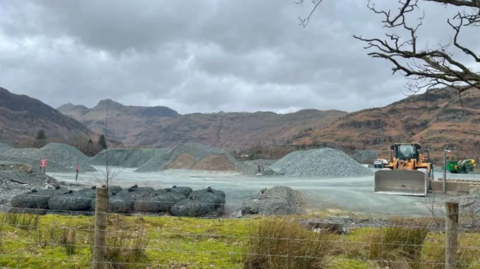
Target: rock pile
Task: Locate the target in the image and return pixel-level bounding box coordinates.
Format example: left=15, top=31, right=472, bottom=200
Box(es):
left=0, top=161, right=59, bottom=211
left=135, top=142, right=257, bottom=174
left=10, top=185, right=227, bottom=218
left=351, top=150, right=377, bottom=164
left=238, top=186, right=304, bottom=216
left=89, top=148, right=167, bottom=168
left=0, top=142, right=12, bottom=149
left=0, top=143, right=96, bottom=173
left=270, top=148, right=373, bottom=178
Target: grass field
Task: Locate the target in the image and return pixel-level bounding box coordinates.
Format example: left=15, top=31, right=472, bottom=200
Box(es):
left=0, top=212, right=479, bottom=268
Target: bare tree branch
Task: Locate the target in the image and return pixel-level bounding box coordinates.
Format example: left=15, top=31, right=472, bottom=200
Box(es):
left=297, top=0, right=480, bottom=94
left=296, top=0, right=324, bottom=27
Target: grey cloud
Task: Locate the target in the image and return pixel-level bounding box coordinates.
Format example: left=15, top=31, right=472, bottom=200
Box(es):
left=0, top=0, right=478, bottom=114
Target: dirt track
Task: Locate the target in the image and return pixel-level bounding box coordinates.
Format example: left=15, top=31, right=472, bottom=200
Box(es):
left=46, top=166, right=480, bottom=217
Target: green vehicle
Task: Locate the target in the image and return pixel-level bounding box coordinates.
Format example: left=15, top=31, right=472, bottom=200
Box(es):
left=446, top=159, right=476, bottom=173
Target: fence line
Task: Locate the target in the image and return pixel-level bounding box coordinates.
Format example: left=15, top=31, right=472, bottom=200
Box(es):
left=0, top=190, right=479, bottom=268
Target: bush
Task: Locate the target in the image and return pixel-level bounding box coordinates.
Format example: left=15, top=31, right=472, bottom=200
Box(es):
left=368, top=218, right=430, bottom=269
left=244, top=218, right=330, bottom=269
left=3, top=213, right=39, bottom=231
left=100, top=215, right=149, bottom=269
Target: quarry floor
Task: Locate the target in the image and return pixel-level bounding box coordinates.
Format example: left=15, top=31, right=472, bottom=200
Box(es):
left=47, top=166, right=480, bottom=217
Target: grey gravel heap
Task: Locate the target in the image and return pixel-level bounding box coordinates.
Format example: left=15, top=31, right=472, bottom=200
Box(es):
left=271, top=148, right=373, bottom=178
left=0, top=161, right=59, bottom=211
left=0, top=142, right=12, bottom=149
left=351, top=150, right=377, bottom=164
left=239, top=186, right=304, bottom=216
left=90, top=148, right=167, bottom=168
left=0, top=143, right=96, bottom=173
left=269, top=151, right=303, bottom=173
left=135, top=142, right=257, bottom=174
left=440, top=190, right=480, bottom=214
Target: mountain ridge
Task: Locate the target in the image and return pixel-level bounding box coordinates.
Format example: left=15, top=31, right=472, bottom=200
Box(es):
left=0, top=87, right=94, bottom=144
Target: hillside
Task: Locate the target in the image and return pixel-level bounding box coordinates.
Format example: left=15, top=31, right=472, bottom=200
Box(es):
left=0, top=87, right=94, bottom=143
left=59, top=100, right=347, bottom=150
left=134, top=109, right=347, bottom=150
left=58, top=99, right=180, bottom=143
left=292, top=87, right=480, bottom=161
left=57, top=87, right=480, bottom=162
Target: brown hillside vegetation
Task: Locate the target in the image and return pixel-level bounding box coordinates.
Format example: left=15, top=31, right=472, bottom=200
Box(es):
left=57, top=87, right=480, bottom=162
left=293, top=87, right=480, bottom=161
left=0, top=87, right=94, bottom=144
left=165, top=153, right=236, bottom=171
left=59, top=101, right=347, bottom=151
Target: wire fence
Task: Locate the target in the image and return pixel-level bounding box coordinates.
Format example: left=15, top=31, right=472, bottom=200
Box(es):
left=0, top=188, right=479, bottom=268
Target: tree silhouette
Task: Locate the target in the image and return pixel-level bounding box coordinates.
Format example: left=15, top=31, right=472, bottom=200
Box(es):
left=36, top=129, right=47, bottom=140
left=98, top=134, right=107, bottom=150
left=296, top=0, right=480, bottom=94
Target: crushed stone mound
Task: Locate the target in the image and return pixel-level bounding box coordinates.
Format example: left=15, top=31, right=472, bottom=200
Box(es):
left=240, top=186, right=304, bottom=216
left=351, top=150, right=377, bottom=164
left=135, top=142, right=257, bottom=174
left=90, top=148, right=166, bottom=168
left=0, top=161, right=60, bottom=210
left=165, top=153, right=195, bottom=169
left=271, top=148, right=374, bottom=178
left=194, top=155, right=235, bottom=171
left=0, top=143, right=96, bottom=173
left=0, top=142, right=12, bottom=149
left=269, top=151, right=304, bottom=173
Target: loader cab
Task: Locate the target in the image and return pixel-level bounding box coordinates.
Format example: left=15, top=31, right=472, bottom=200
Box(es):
left=390, top=143, right=421, bottom=161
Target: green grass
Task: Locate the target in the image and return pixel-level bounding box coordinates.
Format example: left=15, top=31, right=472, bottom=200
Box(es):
left=0, top=212, right=480, bottom=268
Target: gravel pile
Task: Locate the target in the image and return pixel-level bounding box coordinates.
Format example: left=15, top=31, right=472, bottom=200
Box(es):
left=135, top=142, right=257, bottom=174
left=271, top=148, right=374, bottom=178
left=239, top=186, right=304, bottom=216
left=0, top=143, right=96, bottom=173
left=440, top=190, right=480, bottom=214
left=0, top=142, right=12, bottom=149
left=90, top=148, right=166, bottom=168
left=0, top=161, right=59, bottom=211
left=269, top=151, right=304, bottom=173
left=351, top=150, right=377, bottom=164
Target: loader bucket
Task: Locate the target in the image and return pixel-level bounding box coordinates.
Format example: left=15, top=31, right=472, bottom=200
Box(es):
left=374, top=170, right=427, bottom=196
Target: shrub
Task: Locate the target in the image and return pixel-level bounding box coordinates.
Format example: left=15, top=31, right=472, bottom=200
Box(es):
left=3, top=213, right=39, bottom=231
left=368, top=218, right=430, bottom=269
left=87, top=215, right=149, bottom=269
left=244, top=218, right=330, bottom=269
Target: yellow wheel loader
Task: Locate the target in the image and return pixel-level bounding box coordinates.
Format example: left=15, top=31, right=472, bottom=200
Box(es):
left=374, top=142, right=433, bottom=197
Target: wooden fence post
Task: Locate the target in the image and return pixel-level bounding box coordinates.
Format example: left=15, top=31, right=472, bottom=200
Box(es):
left=445, top=202, right=458, bottom=269
left=93, top=187, right=108, bottom=269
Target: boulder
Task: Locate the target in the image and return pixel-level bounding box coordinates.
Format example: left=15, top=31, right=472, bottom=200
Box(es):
left=10, top=188, right=67, bottom=209
left=170, top=186, right=193, bottom=197
left=188, top=187, right=226, bottom=201
left=48, top=194, right=93, bottom=212
left=107, top=199, right=135, bottom=213
left=133, top=191, right=185, bottom=213
left=90, top=186, right=151, bottom=213
left=171, top=187, right=226, bottom=217
left=76, top=185, right=123, bottom=200
left=241, top=186, right=303, bottom=216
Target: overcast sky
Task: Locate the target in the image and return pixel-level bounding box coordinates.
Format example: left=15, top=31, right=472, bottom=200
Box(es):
left=0, top=0, right=478, bottom=114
